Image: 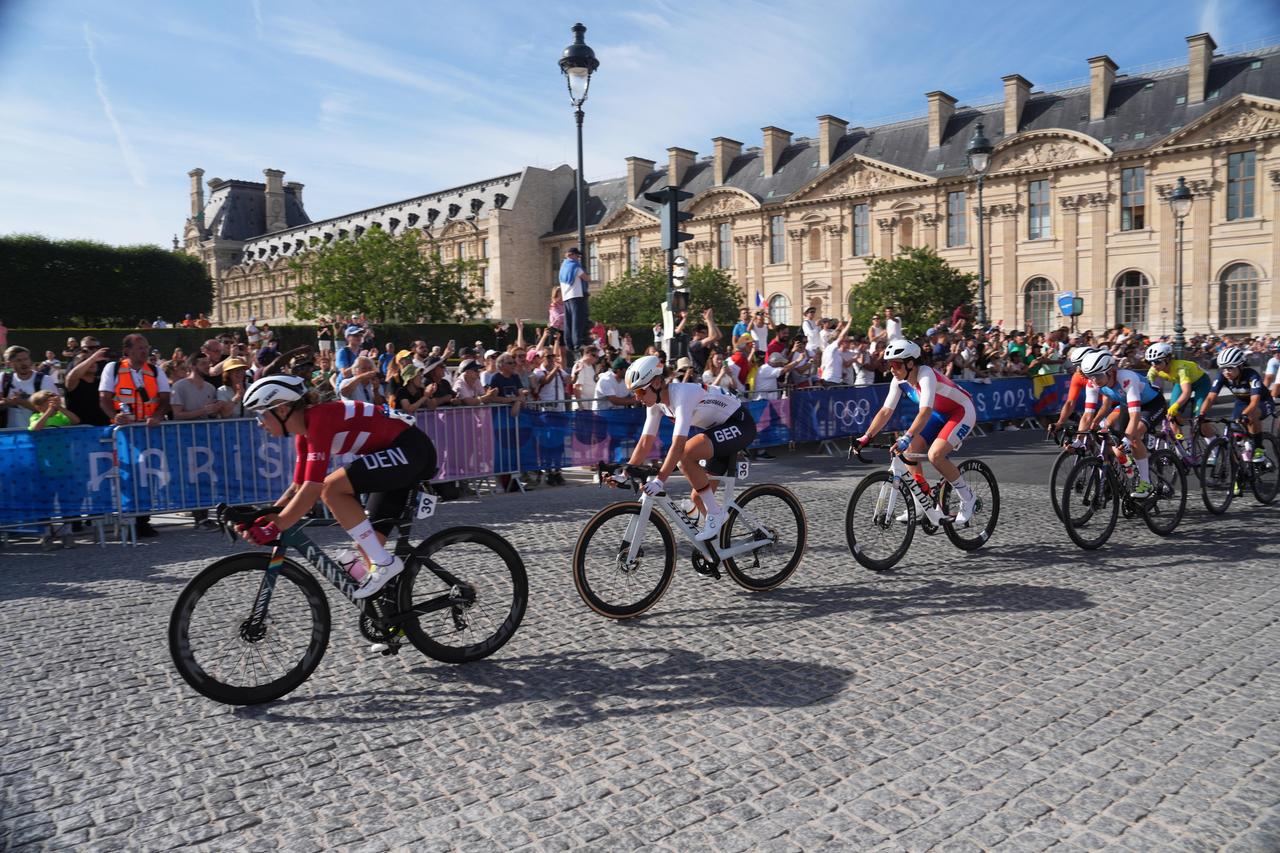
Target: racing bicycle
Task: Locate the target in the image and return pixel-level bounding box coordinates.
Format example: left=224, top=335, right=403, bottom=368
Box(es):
left=1147, top=413, right=1209, bottom=482
left=1059, top=428, right=1186, bottom=550
left=1198, top=417, right=1280, bottom=514
left=844, top=444, right=1000, bottom=572
left=571, top=458, right=807, bottom=619
left=169, top=489, right=528, bottom=705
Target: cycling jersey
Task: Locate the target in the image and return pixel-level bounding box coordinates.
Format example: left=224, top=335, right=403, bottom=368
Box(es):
left=1210, top=367, right=1267, bottom=401
left=642, top=382, right=742, bottom=439
left=1148, top=359, right=1206, bottom=387
left=293, top=400, right=412, bottom=484
left=1084, top=370, right=1160, bottom=412
left=1065, top=371, right=1089, bottom=405
left=882, top=365, right=976, bottom=421
left=1265, top=356, right=1280, bottom=383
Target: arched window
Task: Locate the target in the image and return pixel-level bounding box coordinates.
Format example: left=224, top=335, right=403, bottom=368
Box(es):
left=807, top=228, right=822, bottom=261
left=899, top=216, right=914, bottom=250
left=1023, top=277, right=1055, bottom=333
left=588, top=242, right=599, bottom=279
left=768, top=293, right=791, bottom=326
left=1219, top=263, right=1259, bottom=329
left=718, top=222, right=732, bottom=269
left=1115, top=270, right=1150, bottom=330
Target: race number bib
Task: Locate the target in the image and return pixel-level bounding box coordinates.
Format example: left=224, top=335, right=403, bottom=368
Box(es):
left=736, top=459, right=750, bottom=480
left=415, top=491, right=438, bottom=520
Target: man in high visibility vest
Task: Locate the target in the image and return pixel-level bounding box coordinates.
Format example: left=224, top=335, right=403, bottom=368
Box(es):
left=98, top=334, right=171, bottom=426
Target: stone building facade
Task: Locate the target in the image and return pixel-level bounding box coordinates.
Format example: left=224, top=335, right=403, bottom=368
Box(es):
left=189, top=32, right=1279, bottom=336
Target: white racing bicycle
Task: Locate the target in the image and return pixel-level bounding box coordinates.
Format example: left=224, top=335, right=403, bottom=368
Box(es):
left=572, top=458, right=807, bottom=619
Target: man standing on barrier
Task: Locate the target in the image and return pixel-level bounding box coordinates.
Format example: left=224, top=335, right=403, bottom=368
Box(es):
left=558, top=246, right=591, bottom=352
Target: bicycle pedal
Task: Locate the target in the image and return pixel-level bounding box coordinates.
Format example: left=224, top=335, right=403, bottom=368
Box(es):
left=369, top=642, right=402, bottom=655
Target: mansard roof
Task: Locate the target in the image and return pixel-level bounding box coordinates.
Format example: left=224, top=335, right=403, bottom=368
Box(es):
left=201, top=179, right=309, bottom=242
left=548, top=44, right=1280, bottom=237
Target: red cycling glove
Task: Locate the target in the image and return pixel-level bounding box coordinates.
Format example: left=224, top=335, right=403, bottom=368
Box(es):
left=246, top=521, right=280, bottom=544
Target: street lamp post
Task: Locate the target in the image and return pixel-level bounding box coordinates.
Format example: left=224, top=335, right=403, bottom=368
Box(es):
left=1168, top=176, right=1193, bottom=358
left=967, top=122, right=994, bottom=329
left=559, top=23, right=599, bottom=351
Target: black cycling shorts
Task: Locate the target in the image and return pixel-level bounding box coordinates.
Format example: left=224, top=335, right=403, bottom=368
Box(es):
left=1108, top=393, right=1167, bottom=433
left=344, top=426, right=438, bottom=533
left=700, top=407, right=757, bottom=462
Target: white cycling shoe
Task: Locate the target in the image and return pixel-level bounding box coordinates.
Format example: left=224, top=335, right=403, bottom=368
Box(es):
left=695, top=510, right=728, bottom=542
left=352, top=556, right=405, bottom=599
left=954, top=493, right=978, bottom=526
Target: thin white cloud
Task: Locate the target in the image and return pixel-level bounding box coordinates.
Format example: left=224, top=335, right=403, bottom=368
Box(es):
left=82, top=22, right=146, bottom=188
left=620, top=11, right=671, bottom=30
left=250, top=0, right=264, bottom=38
left=1198, top=0, right=1224, bottom=40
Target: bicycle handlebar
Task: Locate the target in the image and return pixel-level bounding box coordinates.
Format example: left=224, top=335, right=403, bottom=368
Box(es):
left=595, top=461, right=660, bottom=493
left=215, top=503, right=282, bottom=543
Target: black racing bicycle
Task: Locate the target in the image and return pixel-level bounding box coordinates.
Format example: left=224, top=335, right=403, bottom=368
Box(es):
left=169, top=488, right=527, bottom=705
left=1198, top=417, right=1280, bottom=514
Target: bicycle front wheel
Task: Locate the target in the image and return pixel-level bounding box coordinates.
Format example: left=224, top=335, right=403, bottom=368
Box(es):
left=572, top=501, right=676, bottom=619
left=1250, top=433, right=1280, bottom=505
left=721, top=483, right=807, bottom=591
left=1199, top=438, right=1236, bottom=515
left=939, top=459, right=1000, bottom=551
left=398, top=526, right=528, bottom=664
left=1141, top=449, right=1187, bottom=536
left=1049, top=449, right=1078, bottom=522
left=845, top=471, right=915, bottom=572
left=168, top=554, right=330, bottom=706
left=1061, top=457, right=1118, bottom=550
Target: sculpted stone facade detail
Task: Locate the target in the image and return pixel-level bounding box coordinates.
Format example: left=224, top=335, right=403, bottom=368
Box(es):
left=917, top=213, right=941, bottom=228
left=692, top=193, right=752, bottom=217
left=603, top=206, right=659, bottom=231
left=809, top=164, right=903, bottom=199
left=876, top=217, right=898, bottom=232
left=1185, top=107, right=1280, bottom=144
left=1155, top=179, right=1217, bottom=199
left=996, top=141, right=1096, bottom=172
left=1059, top=192, right=1111, bottom=210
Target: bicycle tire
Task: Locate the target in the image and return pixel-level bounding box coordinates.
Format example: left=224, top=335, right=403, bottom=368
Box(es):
left=572, top=501, right=676, bottom=619
left=398, top=526, right=528, bottom=664
left=168, top=553, right=330, bottom=706
left=845, top=471, right=915, bottom=572
left=1250, top=433, right=1280, bottom=505
left=939, top=459, right=1000, bottom=552
left=1061, top=457, right=1118, bottom=550
left=1049, top=448, right=1078, bottom=522
left=1140, top=449, right=1187, bottom=536
left=1199, top=437, right=1235, bottom=515
left=721, top=483, right=807, bottom=591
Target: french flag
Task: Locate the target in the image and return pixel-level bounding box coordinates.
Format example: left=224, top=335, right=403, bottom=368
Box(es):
left=754, top=291, right=764, bottom=308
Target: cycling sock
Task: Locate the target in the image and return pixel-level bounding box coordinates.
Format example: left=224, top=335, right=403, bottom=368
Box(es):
left=697, top=486, right=722, bottom=516
left=1135, top=456, right=1150, bottom=482
left=948, top=476, right=974, bottom=498
left=345, top=519, right=392, bottom=566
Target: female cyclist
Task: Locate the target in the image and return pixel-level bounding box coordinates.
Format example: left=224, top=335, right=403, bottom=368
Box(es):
left=855, top=340, right=979, bottom=524
left=1145, top=341, right=1213, bottom=443
left=1200, top=346, right=1275, bottom=461
left=619, top=354, right=756, bottom=541
left=1076, top=349, right=1165, bottom=498
left=239, top=374, right=438, bottom=599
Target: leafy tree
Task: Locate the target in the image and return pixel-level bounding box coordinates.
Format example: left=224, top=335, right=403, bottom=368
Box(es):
left=847, top=246, right=975, bottom=338
left=288, top=228, right=489, bottom=323
left=590, top=262, right=745, bottom=327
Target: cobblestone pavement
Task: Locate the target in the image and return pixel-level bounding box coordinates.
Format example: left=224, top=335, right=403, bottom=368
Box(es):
left=2, top=436, right=1278, bottom=851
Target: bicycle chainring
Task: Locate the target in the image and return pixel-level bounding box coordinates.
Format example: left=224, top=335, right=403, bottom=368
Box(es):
left=691, top=552, right=721, bottom=579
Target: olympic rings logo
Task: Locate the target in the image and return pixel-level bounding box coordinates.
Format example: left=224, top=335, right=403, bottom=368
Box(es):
left=830, top=398, right=872, bottom=426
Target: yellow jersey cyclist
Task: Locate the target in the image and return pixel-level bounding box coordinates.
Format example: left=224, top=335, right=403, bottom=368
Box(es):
left=1145, top=341, right=1214, bottom=442
left=854, top=340, right=980, bottom=524
left=619, top=354, right=757, bottom=542
left=1077, top=350, right=1166, bottom=498
left=1200, top=346, right=1275, bottom=462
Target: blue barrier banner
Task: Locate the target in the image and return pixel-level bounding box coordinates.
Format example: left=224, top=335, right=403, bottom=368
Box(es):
left=0, top=426, right=116, bottom=525
left=114, top=420, right=295, bottom=515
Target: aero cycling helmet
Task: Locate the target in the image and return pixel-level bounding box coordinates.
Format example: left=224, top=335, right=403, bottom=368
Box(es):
left=1145, top=342, right=1173, bottom=363
left=243, top=374, right=308, bottom=412
left=883, top=340, right=922, bottom=362
left=1217, top=346, right=1246, bottom=368
left=1067, top=346, right=1098, bottom=368
left=1080, top=350, right=1117, bottom=378
left=624, top=355, right=664, bottom=392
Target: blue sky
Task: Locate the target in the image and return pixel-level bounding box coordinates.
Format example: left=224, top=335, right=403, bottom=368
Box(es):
left=0, top=0, right=1274, bottom=247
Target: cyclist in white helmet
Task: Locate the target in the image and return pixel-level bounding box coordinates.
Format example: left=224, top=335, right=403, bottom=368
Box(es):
left=1200, top=346, right=1274, bottom=461
left=855, top=339, right=980, bottom=524
left=1144, top=340, right=1214, bottom=443
left=619, top=354, right=757, bottom=541
left=1076, top=349, right=1165, bottom=498
left=1048, top=346, right=1102, bottom=437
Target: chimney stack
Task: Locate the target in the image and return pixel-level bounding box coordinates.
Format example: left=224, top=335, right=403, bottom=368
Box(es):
left=625, top=156, right=655, bottom=199
left=712, top=137, right=743, bottom=185
left=761, top=126, right=791, bottom=178
left=188, top=168, right=205, bottom=219
left=286, top=180, right=304, bottom=208
left=817, top=114, right=848, bottom=168
left=263, top=168, right=287, bottom=232
left=668, top=146, right=696, bottom=187
left=1087, top=55, right=1117, bottom=122
left=1186, top=33, right=1217, bottom=104
left=926, top=91, right=957, bottom=149
left=1002, top=74, right=1032, bottom=136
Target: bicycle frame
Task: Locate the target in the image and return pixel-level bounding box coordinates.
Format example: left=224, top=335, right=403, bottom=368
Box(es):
left=620, top=473, right=773, bottom=565
left=877, top=451, right=950, bottom=527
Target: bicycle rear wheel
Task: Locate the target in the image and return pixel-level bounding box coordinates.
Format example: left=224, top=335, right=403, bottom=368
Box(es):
left=1140, top=449, right=1187, bottom=536
left=1250, top=433, right=1279, bottom=505
left=1199, top=438, right=1236, bottom=515
left=397, top=526, right=527, bottom=663
left=572, top=502, right=676, bottom=619
left=168, top=554, right=330, bottom=706
left=1061, top=457, right=1118, bottom=550
left=845, top=471, right=915, bottom=572
left=1049, top=449, right=1078, bottom=522
left=721, top=483, right=807, bottom=591
left=939, top=459, right=1000, bottom=551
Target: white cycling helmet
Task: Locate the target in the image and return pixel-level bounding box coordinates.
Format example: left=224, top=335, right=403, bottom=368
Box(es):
left=1067, top=346, right=1098, bottom=368
left=1145, top=342, right=1173, bottom=363
left=624, top=355, right=664, bottom=392
left=1217, top=346, right=1246, bottom=369
left=243, top=374, right=308, bottom=412
left=1080, top=350, right=1116, bottom=378
left=883, top=340, right=922, bottom=362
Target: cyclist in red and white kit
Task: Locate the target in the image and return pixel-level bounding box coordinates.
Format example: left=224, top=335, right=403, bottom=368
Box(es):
left=855, top=340, right=980, bottom=524
left=240, top=374, right=438, bottom=599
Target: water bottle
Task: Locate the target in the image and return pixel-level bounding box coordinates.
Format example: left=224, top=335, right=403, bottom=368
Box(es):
left=335, top=547, right=368, bottom=581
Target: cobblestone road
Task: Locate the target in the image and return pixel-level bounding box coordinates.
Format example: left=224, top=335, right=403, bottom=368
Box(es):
left=2, top=436, right=1278, bottom=851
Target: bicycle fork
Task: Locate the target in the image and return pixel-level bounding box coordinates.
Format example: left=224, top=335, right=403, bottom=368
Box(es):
left=244, top=548, right=287, bottom=637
